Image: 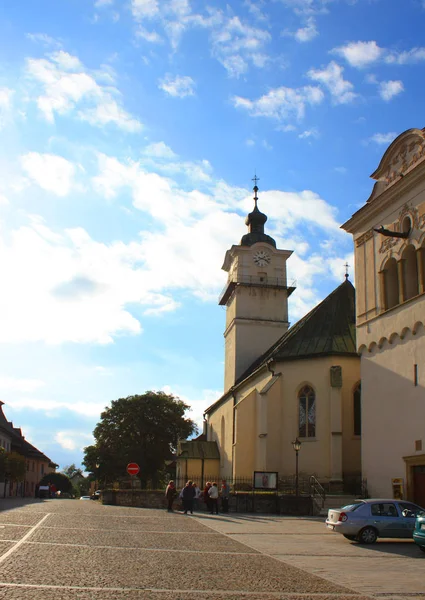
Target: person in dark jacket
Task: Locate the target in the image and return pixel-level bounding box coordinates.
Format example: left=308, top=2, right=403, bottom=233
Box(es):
left=182, top=480, right=196, bottom=514
left=165, top=480, right=177, bottom=512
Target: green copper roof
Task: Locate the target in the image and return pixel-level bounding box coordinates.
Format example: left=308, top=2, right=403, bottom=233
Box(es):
left=236, top=279, right=357, bottom=383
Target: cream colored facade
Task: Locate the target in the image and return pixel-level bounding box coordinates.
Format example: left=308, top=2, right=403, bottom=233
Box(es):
left=206, top=355, right=360, bottom=482
left=342, top=127, right=425, bottom=504
left=221, top=242, right=293, bottom=390
left=204, top=186, right=361, bottom=485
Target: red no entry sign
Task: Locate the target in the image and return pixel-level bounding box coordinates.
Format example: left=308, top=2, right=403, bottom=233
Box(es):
left=127, top=463, right=140, bottom=476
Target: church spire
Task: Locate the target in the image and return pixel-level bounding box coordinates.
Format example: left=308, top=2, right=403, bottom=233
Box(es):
left=240, top=176, right=276, bottom=248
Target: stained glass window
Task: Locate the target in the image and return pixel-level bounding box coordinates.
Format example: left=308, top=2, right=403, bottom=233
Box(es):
left=298, top=386, right=316, bottom=438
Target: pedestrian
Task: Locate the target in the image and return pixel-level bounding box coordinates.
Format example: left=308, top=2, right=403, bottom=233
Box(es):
left=208, top=481, right=219, bottom=514
left=220, top=479, right=230, bottom=513
left=193, top=482, right=201, bottom=511
left=165, top=480, right=177, bottom=512
left=203, top=481, right=212, bottom=513
left=182, top=480, right=196, bottom=514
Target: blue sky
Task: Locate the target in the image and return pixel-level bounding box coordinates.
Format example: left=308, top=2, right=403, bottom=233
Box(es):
left=0, top=0, right=424, bottom=470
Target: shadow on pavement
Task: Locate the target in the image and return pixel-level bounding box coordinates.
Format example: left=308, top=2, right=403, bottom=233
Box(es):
left=348, top=538, right=425, bottom=559
left=0, top=498, right=49, bottom=511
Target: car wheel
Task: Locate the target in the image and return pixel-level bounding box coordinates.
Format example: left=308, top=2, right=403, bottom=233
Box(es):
left=419, top=546, right=425, bottom=553
left=357, top=527, right=378, bottom=544
left=343, top=534, right=357, bottom=541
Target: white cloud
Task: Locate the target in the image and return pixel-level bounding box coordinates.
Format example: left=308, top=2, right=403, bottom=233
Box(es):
left=232, top=85, right=324, bottom=122
left=385, top=47, right=425, bottom=64
left=283, top=16, right=318, bottom=42
left=0, top=376, right=45, bottom=392
left=332, top=41, right=384, bottom=68
left=158, top=74, right=196, bottom=98
left=210, top=15, right=271, bottom=77
left=307, top=61, right=357, bottom=104
left=379, top=80, right=404, bottom=101
left=26, top=50, right=142, bottom=132
left=143, top=142, right=177, bottom=159
left=21, top=153, right=76, bottom=197
left=26, top=33, right=62, bottom=49
left=136, top=27, right=163, bottom=43
left=333, top=40, right=425, bottom=68
left=131, top=0, right=159, bottom=20
left=55, top=430, right=94, bottom=450
left=368, top=132, right=398, bottom=145
left=298, top=127, right=319, bottom=139
left=0, top=193, right=9, bottom=205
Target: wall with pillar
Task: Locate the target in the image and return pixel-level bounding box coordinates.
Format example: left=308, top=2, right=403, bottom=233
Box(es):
left=206, top=355, right=360, bottom=482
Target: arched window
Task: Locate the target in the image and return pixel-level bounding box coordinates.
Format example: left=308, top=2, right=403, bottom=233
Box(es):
left=402, top=245, right=419, bottom=301
left=383, top=258, right=399, bottom=309
left=299, top=386, right=316, bottom=438
left=353, top=383, right=361, bottom=436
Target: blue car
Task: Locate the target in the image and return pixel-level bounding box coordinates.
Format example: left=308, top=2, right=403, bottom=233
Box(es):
left=413, top=512, right=425, bottom=553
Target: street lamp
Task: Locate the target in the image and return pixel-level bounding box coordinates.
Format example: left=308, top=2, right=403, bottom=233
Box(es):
left=292, top=438, right=302, bottom=498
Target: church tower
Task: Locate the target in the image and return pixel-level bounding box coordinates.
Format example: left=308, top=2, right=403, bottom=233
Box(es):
left=219, top=178, right=295, bottom=390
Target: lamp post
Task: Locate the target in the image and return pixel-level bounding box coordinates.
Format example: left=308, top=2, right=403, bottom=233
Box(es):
left=292, top=438, right=302, bottom=498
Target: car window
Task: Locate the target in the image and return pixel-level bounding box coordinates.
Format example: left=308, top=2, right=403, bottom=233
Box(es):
left=398, top=502, right=423, bottom=517
left=371, top=503, right=398, bottom=517
left=341, top=503, right=364, bottom=512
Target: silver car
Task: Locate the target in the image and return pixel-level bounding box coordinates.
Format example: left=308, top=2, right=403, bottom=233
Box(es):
left=326, top=499, right=425, bottom=544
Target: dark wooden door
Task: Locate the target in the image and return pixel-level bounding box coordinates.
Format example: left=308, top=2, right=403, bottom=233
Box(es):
left=413, top=466, right=425, bottom=507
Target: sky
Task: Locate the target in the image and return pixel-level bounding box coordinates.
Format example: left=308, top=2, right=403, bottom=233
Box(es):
left=0, top=0, right=424, bottom=471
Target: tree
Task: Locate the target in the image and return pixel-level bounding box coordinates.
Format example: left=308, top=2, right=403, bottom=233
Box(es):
left=6, top=452, right=26, bottom=482
left=62, top=464, right=84, bottom=479
left=83, top=391, right=195, bottom=487
left=39, top=472, right=73, bottom=494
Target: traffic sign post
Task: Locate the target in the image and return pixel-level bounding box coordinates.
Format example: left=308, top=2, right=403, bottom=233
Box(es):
left=127, top=463, right=140, bottom=497
left=127, top=463, right=140, bottom=476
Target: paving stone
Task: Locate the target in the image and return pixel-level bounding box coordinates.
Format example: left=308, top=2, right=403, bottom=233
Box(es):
left=44, top=513, right=209, bottom=532
left=30, top=528, right=254, bottom=552
left=0, top=588, right=367, bottom=600
left=0, top=526, right=31, bottom=541
left=0, top=512, right=46, bottom=526
left=0, top=544, right=353, bottom=594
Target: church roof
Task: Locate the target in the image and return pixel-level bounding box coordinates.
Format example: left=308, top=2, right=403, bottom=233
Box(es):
left=205, top=279, right=357, bottom=416
left=177, top=440, right=220, bottom=460
left=236, top=278, right=357, bottom=382
left=240, top=181, right=276, bottom=248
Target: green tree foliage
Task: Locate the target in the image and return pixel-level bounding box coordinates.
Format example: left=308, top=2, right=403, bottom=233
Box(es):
left=6, top=452, right=26, bottom=482
left=83, top=391, right=195, bottom=487
left=62, top=464, right=84, bottom=479
left=39, top=472, right=73, bottom=493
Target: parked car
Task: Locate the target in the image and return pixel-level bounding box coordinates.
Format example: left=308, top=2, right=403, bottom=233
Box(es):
left=90, top=490, right=101, bottom=500
left=326, top=499, right=425, bottom=544
left=413, top=512, right=425, bottom=553
left=79, top=495, right=91, bottom=500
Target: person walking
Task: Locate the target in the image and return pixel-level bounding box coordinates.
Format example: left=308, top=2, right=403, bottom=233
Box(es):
left=182, top=480, right=196, bottom=514
left=203, top=481, right=212, bottom=513
left=208, top=482, right=219, bottom=514
left=220, top=479, right=230, bottom=513
left=165, top=480, right=177, bottom=512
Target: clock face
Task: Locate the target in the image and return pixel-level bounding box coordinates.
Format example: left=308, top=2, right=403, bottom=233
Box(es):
left=253, top=250, right=271, bottom=267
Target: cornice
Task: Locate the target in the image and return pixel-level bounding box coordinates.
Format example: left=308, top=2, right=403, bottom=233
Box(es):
left=342, top=160, right=425, bottom=234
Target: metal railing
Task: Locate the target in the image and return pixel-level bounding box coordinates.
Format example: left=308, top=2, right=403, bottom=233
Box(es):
left=309, top=475, right=326, bottom=511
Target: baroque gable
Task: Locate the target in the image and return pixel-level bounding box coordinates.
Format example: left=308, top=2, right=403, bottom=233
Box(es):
left=366, top=128, right=425, bottom=204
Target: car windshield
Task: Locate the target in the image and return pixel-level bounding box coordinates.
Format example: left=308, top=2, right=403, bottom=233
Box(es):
left=341, top=502, right=364, bottom=512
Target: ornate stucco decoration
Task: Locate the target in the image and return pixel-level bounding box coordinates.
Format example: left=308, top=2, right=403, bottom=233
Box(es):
left=355, top=229, right=374, bottom=247
left=399, top=203, right=419, bottom=229
left=366, top=129, right=425, bottom=204
left=379, top=236, right=400, bottom=254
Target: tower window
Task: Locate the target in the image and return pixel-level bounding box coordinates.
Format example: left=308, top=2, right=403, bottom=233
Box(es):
left=299, top=386, right=316, bottom=438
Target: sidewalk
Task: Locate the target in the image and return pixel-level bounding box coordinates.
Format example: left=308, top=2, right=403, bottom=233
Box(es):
left=195, top=512, right=425, bottom=600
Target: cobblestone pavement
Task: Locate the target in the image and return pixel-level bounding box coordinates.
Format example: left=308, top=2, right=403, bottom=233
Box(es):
left=0, top=499, right=370, bottom=600
left=202, top=513, right=425, bottom=600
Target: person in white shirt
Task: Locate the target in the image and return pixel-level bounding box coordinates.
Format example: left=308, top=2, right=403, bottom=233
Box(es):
left=208, top=482, right=219, bottom=514
left=193, top=483, right=201, bottom=511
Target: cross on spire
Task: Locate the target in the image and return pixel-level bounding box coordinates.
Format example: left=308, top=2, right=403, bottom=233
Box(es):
left=344, top=262, right=350, bottom=280
left=252, top=174, right=260, bottom=207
